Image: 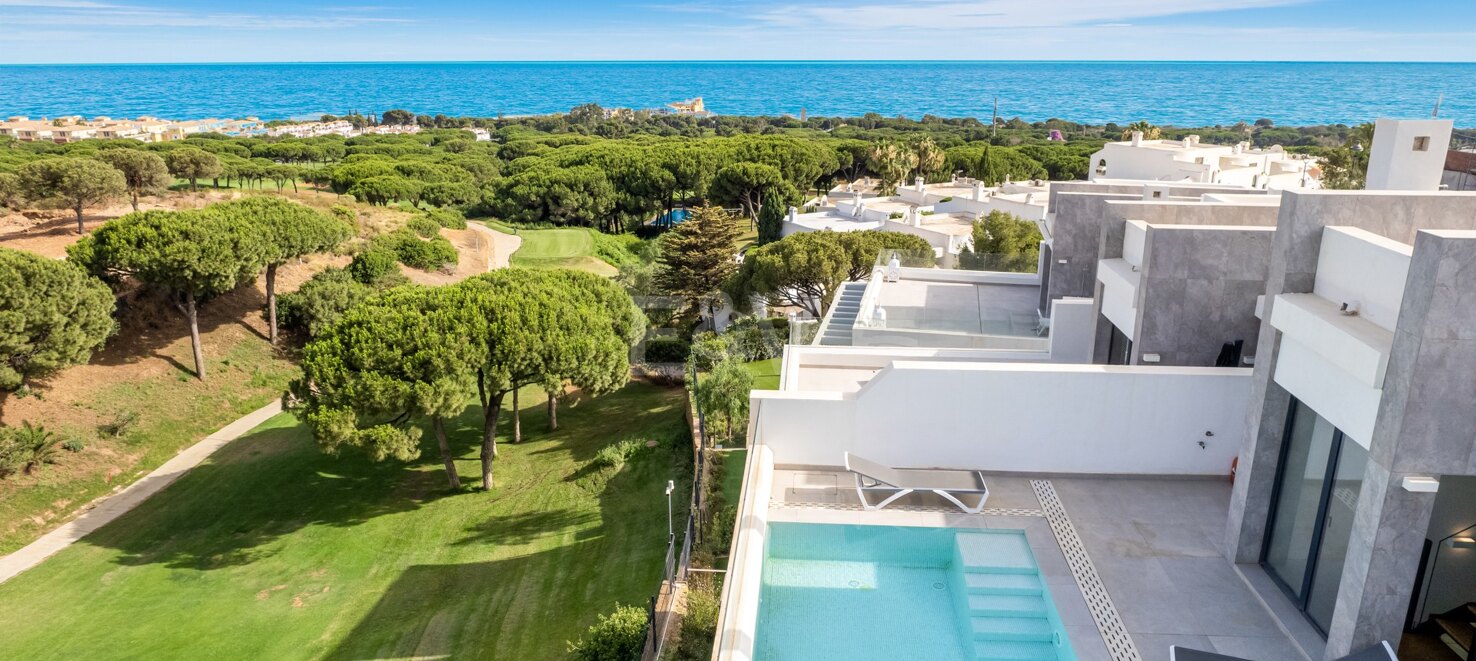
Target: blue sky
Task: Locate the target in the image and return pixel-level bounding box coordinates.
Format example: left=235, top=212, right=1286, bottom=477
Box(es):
left=1, top=0, right=1473, bottom=64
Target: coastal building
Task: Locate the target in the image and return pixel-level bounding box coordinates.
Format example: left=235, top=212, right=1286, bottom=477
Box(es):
left=266, top=119, right=356, bottom=138
left=661, top=97, right=711, bottom=117
left=782, top=178, right=1050, bottom=261
left=1089, top=132, right=1320, bottom=190
left=716, top=125, right=1476, bottom=661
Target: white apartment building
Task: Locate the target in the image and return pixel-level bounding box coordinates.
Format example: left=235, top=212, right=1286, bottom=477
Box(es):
left=1090, top=132, right=1320, bottom=190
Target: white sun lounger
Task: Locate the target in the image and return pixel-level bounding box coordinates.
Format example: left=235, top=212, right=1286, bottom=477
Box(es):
left=844, top=452, right=990, bottom=514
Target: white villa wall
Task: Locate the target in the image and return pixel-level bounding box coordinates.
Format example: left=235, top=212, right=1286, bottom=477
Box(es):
left=1365, top=118, right=1454, bottom=191
left=752, top=362, right=1250, bottom=475
left=1312, top=226, right=1412, bottom=332
left=1271, top=334, right=1382, bottom=448
left=1097, top=258, right=1139, bottom=341
left=1123, top=220, right=1148, bottom=268
left=1047, top=298, right=1095, bottom=363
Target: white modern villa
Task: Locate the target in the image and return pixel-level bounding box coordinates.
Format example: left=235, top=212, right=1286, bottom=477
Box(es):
left=1089, top=132, right=1321, bottom=190
left=781, top=177, right=1051, bottom=262
left=714, top=120, right=1476, bottom=661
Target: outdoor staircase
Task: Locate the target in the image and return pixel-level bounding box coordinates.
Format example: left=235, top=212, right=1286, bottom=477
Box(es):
left=817, top=281, right=866, bottom=346
left=1432, top=603, right=1476, bottom=660
left=950, top=532, right=1070, bottom=661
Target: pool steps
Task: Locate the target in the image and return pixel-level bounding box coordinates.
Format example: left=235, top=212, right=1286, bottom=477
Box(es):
left=951, top=531, right=1075, bottom=661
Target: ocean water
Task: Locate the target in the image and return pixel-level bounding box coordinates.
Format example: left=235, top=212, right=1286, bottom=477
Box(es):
left=0, top=61, right=1472, bottom=126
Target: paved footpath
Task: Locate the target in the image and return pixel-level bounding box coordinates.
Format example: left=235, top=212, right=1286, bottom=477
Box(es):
left=0, top=400, right=284, bottom=585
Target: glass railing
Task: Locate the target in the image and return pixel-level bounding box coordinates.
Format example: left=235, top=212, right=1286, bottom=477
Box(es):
left=856, top=249, right=1049, bottom=341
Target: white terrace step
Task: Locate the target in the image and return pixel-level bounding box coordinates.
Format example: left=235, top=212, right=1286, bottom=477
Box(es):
left=969, top=616, right=1055, bottom=642
left=972, top=640, right=1058, bottom=661
left=956, top=532, right=1039, bottom=575
left=964, top=573, right=1044, bottom=596
left=967, top=594, right=1049, bottom=618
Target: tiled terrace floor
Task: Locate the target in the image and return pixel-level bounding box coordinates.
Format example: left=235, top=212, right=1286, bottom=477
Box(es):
left=767, top=469, right=1314, bottom=661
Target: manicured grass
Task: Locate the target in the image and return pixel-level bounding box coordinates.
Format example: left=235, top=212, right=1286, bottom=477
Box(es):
left=508, top=228, right=619, bottom=276
left=0, top=382, right=690, bottom=660
left=719, top=449, right=747, bottom=505
left=0, top=311, right=301, bottom=553
left=744, top=358, right=782, bottom=390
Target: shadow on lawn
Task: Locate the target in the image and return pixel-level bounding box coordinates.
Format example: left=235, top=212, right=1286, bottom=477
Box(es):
left=80, top=382, right=687, bottom=577
left=80, top=420, right=463, bottom=571
left=326, top=428, right=691, bottom=661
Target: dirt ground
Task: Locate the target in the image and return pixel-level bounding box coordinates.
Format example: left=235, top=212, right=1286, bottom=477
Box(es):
left=0, top=188, right=414, bottom=258
left=400, top=226, right=495, bottom=286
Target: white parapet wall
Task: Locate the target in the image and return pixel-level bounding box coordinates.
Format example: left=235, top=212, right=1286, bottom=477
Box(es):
left=751, top=361, right=1251, bottom=476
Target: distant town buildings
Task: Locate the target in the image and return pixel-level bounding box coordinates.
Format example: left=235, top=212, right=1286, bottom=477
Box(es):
left=0, top=115, right=267, bottom=143
left=0, top=114, right=437, bottom=144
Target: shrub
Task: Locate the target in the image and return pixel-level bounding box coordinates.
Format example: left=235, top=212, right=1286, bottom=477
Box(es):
left=329, top=205, right=357, bottom=225
left=425, top=207, right=467, bottom=229
left=348, top=248, right=400, bottom=284
left=591, top=232, right=645, bottom=267
left=406, top=215, right=440, bottom=238
left=62, top=439, right=85, bottom=453
left=99, top=409, right=139, bottom=438
left=938, top=196, right=953, bottom=203
left=396, top=234, right=458, bottom=270
left=278, top=267, right=377, bottom=338
left=888, top=211, right=903, bottom=219
left=0, top=422, right=62, bottom=477
left=671, top=576, right=722, bottom=661
left=643, top=337, right=691, bottom=364
left=591, top=437, right=648, bottom=472
left=370, top=228, right=458, bottom=271
left=566, top=603, right=647, bottom=661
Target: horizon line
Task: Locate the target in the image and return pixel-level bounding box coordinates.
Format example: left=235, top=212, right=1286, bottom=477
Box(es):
left=3, top=58, right=1476, bottom=67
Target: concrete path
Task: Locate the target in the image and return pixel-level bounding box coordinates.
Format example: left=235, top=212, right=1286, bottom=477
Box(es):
left=0, top=400, right=284, bottom=585
left=468, top=222, right=523, bottom=269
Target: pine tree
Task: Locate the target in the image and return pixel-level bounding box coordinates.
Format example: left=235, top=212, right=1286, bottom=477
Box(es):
left=655, top=205, right=742, bottom=324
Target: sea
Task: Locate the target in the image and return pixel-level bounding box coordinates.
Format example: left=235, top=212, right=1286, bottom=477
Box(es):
left=1, top=61, right=1473, bottom=126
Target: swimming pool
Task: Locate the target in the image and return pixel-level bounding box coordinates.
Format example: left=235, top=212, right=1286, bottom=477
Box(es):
left=654, top=208, right=691, bottom=225
left=754, top=522, right=1077, bottom=661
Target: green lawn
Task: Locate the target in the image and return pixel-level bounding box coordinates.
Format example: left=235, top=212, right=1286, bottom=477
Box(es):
left=508, top=228, right=619, bottom=276
left=0, top=382, right=689, bottom=660
left=744, top=358, right=782, bottom=390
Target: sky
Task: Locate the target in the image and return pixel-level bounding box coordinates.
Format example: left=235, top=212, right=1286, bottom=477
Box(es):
left=0, top=0, right=1473, bottom=64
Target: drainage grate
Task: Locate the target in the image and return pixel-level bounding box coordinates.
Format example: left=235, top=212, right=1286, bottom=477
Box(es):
left=1032, top=480, right=1142, bottom=661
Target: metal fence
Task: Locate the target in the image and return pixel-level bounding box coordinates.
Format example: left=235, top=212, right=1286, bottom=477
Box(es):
left=642, top=362, right=709, bottom=659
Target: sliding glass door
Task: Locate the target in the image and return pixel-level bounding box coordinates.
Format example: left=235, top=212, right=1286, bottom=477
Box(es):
left=1262, top=399, right=1369, bottom=634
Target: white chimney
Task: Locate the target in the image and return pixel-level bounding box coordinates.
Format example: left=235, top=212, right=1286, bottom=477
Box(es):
left=1025, top=193, right=1035, bottom=204
left=1130, top=131, right=1143, bottom=146
left=972, top=181, right=983, bottom=201
left=915, top=176, right=925, bottom=192
left=786, top=206, right=798, bottom=223
left=1182, top=137, right=1192, bottom=148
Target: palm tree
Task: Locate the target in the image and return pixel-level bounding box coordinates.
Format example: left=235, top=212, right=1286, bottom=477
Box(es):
left=15, top=422, right=61, bottom=474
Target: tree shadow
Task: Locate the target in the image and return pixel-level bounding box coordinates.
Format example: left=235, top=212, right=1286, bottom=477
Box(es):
left=85, top=284, right=273, bottom=372
left=80, top=418, right=464, bottom=571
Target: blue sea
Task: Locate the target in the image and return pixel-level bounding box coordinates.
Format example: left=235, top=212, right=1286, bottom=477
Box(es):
left=1, top=61, right=1472, bottom=126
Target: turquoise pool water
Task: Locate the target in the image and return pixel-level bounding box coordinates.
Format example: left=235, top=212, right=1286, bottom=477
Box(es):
left=654, top=208, right=691, bottom=225
left=755, top=523, right=1076, bottom=661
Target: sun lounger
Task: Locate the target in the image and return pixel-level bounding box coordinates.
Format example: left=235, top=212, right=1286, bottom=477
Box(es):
left=1169, top=641, right=1396, bottom=661
left=843, top=452, right=989, bottom=514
